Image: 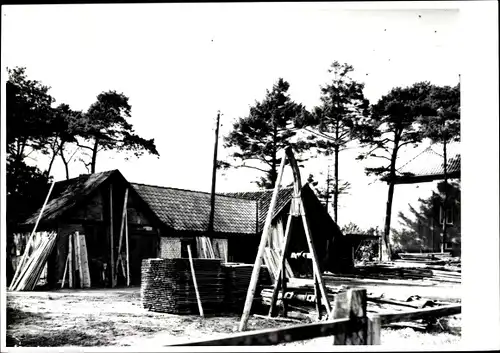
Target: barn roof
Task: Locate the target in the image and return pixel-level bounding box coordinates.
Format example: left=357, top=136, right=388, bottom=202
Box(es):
left=223, top=186, right=295, bottom=232
left=389, top=143, right=460, bottom=184
left=131, top=183, right=258, bottom=235
left=22, top=169, right=118, bottom=226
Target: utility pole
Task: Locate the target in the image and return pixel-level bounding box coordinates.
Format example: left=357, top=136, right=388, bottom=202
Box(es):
left=208, top=111, right=221, bottom=234
left=324, top=164, right=331, bottom=213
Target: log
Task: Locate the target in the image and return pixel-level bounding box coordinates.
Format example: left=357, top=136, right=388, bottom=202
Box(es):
left=253, top=314, right=302, bottom=323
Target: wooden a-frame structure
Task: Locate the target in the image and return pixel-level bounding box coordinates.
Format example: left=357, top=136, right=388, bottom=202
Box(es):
left=239, top=146, right=332, bottom=331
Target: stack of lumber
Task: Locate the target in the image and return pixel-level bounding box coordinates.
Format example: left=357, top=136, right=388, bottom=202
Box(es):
left=141, top=258, right=225, bottom=315
left=328, top=262, right=461, bottom=284
left=61, top=232, right=92, bottom=289
left=9, top=232, right=57, bottom=291
left=222, top=263, right=272, bottom=312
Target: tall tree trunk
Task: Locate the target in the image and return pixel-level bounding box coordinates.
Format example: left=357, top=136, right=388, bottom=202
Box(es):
left=382, top=134, right=400, bottom=261
left=325, top=165, right=330, bottom=213
left=60, top=147, right=70, bottom=180
left=333, top=145, right=339, bottom=223
left=91, top=138, right=99, bottom=174
left=441, top=139, right=448, bottom=253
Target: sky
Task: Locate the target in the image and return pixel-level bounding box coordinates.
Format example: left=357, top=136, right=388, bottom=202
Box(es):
left=1, top=2, right=500, bottom=347
left=1, top=3, right=462, bottom=230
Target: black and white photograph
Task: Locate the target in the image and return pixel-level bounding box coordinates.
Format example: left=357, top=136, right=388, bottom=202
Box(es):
left=1, top=1, right=499, bottom=350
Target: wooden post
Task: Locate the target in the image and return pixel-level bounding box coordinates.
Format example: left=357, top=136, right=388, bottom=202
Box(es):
left=115, top=188, right=129, bottom=284
left=68, top=233, right=73, bottom=288
left=367, top=315, right=381, bottom=345
left=61, top=253, right=69, bottom=289
left=281, top=259, right=288, bottom=317
left=187, top=245, right=204, bottom=317
left=110, top=185, right=115, bottom=288
left=314, top=276, right=322, bottom=320
left=299, top=196, right=332, bottom=317
left=125, top=212, right=130, bottom=286
left=333, top=288, right=367, bottom=345
left=268, top=213, right=293, bottom=317
left=239, top=150, right=287, bottom=332
left=9, top=180, right=55, bottom=290
left=75, top=231, right=83, bottom=288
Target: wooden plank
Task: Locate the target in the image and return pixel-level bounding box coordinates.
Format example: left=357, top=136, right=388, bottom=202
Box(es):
left=61, top=252, right=69, bottom=289
left=74, top=231, right=83, bottom=288
left=68, top=233, right=73, bottom=288
left=78, top=233, right=91, bottom=288
left=367, top=315, right=381, bottom=345
left=253, top=314, right=302, bottom=323
left=171, top=317, right=350, bottom=346
left=110, top=185, right=115, bottom=288
left=187, top=245, right=204, bottom=317
left=125, top=212, right=130, bottom=286
left=378, top=304, right=461, bottom=325
left=239, top=150, right=287, bottom=332
left=115, top=188, right=129, bottom=283
left=10, top=181, right=55, bottom=290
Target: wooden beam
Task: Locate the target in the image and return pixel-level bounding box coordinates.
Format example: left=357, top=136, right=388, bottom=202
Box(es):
left=187, top=245, right=204, bottom=317
left=61, top=252, right=69, bottom=289
left=299, top=196, right=332, bottom=317
left=125, top=212, right=130, bottom=286
left=268, top=213, right=293, bottom=317
left=115, top=188, right=129, bottom=284
left=171, top=317, right=350, bottom=346
left=110, top=184, right=115, bottom=288
left=68, top=233, right=73, bottom=288
left=239, top=149, right=288, bottom=332
left=367, top=315, right=381, bottom=345
left=378, top=304, right=461, bottom=325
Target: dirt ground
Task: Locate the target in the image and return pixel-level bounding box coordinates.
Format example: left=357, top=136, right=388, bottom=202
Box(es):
left=6, top=285, right=461, bottom=348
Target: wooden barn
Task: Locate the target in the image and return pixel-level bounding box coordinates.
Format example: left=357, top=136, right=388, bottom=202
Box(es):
left=12, top=169, right=351, bottom=289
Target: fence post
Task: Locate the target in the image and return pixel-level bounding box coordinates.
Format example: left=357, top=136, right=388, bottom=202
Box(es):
left=332, top=288, right=367, bottom=345
left=367, top=315, right=381, bottom=345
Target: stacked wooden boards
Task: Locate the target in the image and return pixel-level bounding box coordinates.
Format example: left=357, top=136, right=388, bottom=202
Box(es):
left=222, top=263, right=272, bottom=313
left=141, top=258, right=225, bottom=315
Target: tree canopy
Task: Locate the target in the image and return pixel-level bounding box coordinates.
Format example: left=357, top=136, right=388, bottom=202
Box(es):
left=302, top=61, right=369, bottom=221
left=223, top=78, right=311, bottom=188
left=75, top=90, right=160, bottom=173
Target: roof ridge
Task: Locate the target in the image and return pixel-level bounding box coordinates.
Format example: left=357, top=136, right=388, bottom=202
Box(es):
left=130, top=182, right=255, bottom=201
left=56, top=169, right=118, bottom=184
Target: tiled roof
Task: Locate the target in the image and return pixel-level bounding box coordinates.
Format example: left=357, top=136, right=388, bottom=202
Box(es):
left=131, top=183, right=258, bottom=235
left=394, top=143, right=460, bottom=183
left=23, top=170, right=118, bottom=225
left=223, top=187, right=295, bottom=232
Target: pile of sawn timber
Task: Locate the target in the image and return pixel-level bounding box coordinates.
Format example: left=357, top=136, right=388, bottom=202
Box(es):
left=141, top=259, right=273, bottom=315
left=222, top=262, right=272, bottom=313
left=338, top=261, right=461, bottom=284
left=141, top=258, right=225, bottom=314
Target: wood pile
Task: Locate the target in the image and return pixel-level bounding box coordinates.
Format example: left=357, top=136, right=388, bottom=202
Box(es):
left=9, top=232, right=57, bottom=291
left=222, top=262, right=272, bottom=313
left=141, top=258, right=225, bottom=314
left=328, top=261, right=461, bottom=284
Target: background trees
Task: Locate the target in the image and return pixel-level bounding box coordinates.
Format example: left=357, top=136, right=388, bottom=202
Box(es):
left=75, top=91, right=160, bottom=174
left=356, top=82, right=434, bottom=260
left=303, top=61, right=369, bottom=222
left=223, top=78, right=311, bottom=188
